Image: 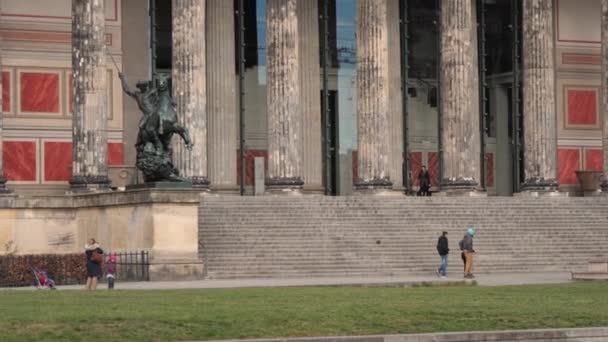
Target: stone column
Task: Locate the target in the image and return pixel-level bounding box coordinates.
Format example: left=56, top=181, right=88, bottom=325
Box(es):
left=387, top=0, right=404, bottom=190
left=265, top=0, right=303, bottom=191
left=521, top=0, right=558, bottom=191
left=0, top=16, right=9, bottom=193
left=207, top=0, right=237, bottom=191
left=71, top=0, right=110, bottom=190
left=601, top=0, right=608, bottom=192
left=355, top=0, right=392, bottom=191
left=439, top=0, right=481, bottom=192
left=172, top=0, right=209, bottom=187
left=298, top=0, right=323, bottom=192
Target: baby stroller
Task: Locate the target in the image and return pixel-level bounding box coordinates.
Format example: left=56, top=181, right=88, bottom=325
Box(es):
left=31, top=267, right=56, bottom=290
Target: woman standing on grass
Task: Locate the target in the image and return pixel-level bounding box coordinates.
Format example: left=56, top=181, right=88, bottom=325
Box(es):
left=84, top=238, right=104, bottom=290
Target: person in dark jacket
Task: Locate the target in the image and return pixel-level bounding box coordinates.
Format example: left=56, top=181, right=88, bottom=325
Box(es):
left=436, top=231, right=449, bottom=277
left=85, top=238, right=104, bottom=290
left=417, top=165, right=431, bottom=196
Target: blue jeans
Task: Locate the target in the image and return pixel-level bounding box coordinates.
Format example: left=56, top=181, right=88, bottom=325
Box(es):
left=438, top=254, right=448, bottom=276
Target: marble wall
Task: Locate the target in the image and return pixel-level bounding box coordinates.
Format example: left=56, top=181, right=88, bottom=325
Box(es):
left=555, top=0, right=604, bottom=188
left=1, top=0, right=124, bottom=192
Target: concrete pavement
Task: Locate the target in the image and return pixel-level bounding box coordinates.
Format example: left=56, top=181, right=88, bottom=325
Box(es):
left=1, top=272, right=575, bottom=291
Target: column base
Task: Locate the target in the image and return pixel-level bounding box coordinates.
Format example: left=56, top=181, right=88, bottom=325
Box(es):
left=209, top=184, right=240, bottom=194
left=0, top=177, right=12, bottom=194
left=354, top=178, right=393, bottom=193
left=190, top=176, right=211, bottom=189
left=69, top=175, right=111, bottom=192
left=265, top=177, right=304, bottom=194
left=521, top=177, right=559, bottom=192
left=601, top=179, right=608, bottom=193
left=440, top=178, right=478, bottom=192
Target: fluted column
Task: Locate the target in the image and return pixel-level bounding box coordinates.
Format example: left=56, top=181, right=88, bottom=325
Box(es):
left=521, top=0, right=558, bottom=191
left=172, top=0, right=209, bottom=187
left=298, top=0, right=323, bottom=192
left=70, top=0, right=109, bottom=190
left=440, top=0, right=480, bottom=192
left=355, top=0, right=392, bottom=191
left=601, top=0, right=608, bottom=192
left=266, top=0, right=303, bottom=191
left=207, top=0, right=237, bottom=190
left=387, top=0, right=403, bottom=190
left=0, top=14, right=9, bottom=193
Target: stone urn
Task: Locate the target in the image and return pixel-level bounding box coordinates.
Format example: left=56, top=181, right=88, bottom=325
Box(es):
left=575, top=170, right=603, bottom=193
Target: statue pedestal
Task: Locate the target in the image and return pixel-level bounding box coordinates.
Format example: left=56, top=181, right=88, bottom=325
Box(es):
left=126, top=181, right=194, bottom=190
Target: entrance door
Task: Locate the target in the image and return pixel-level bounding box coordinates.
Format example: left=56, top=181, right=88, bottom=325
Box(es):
left=322, top=90, right=339, bottom=196
left=481, top=0, right=522, bottom=195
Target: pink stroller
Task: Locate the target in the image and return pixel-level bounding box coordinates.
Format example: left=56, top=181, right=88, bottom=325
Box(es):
left=31, top=267, right=56, bottom=290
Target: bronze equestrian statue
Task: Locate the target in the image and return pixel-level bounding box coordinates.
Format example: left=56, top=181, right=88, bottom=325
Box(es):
left=119, top=73, right=192, bottom=182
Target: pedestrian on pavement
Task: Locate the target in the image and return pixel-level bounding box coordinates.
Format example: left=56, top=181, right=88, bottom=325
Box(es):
left=459, top=228, right=475, bottom=279
left=106, top=253, right=117, bottom=289
left=436, top=231, right=449, bottom=278
left=417, top=165, right=431, bottom=196
left=84, top=238, right=104, bottom=290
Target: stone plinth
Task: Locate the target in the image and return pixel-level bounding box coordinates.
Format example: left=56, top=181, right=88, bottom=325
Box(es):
left=0, top=189, right=205, bottom=281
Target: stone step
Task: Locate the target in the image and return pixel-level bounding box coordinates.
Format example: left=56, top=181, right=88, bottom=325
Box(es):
left=199, top=196, right=608, bottom=279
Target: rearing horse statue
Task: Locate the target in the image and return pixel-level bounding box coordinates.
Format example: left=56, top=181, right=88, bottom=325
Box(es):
left=120, top=73, right=192, bottom=183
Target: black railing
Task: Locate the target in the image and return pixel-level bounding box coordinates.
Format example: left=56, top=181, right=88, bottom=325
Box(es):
left=113, top=251, right=150, bottom=283
left=0, top=251, right=149, bottom=288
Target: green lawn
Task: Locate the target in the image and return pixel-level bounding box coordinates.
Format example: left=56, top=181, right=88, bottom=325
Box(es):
left=1, top=282, right=607, bottom=341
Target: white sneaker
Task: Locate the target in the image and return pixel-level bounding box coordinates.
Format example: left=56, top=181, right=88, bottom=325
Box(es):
left=441, top=275, right=447, bottom=279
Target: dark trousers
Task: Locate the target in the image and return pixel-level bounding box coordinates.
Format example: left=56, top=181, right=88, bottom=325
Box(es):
left=417, top=185, right=431, bottom=196
left=108, top=276, right=115, bottom=289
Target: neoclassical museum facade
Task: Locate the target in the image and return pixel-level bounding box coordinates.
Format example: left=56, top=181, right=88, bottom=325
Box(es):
left=0, top=0, right=607, bottom=196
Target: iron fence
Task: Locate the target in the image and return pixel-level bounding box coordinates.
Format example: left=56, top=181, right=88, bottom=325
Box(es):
left=0, top=251, right=149, bottom=288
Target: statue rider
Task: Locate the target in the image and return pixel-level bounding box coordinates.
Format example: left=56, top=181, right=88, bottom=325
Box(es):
left=118, top=72, right=162, bottom=153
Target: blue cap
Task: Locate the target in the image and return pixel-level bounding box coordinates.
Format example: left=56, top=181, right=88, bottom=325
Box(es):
left=467, top=228, right=475, bottom=236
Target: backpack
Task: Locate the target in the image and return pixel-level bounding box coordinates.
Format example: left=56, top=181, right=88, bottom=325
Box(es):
left=458, top=239, right=464, bottom=251
left=91, top=250, right=103, bottom=264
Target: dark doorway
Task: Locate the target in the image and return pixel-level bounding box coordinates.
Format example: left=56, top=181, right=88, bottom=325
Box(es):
left=479, top=0, right=523, bottom=195
left=321, top=90, right=339, bottom=195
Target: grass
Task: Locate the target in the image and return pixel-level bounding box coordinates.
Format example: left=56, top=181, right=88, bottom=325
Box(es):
left=1, top=282, right=607, bottom=341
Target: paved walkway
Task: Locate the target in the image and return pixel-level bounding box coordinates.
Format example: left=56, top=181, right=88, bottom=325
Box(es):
left=2, top=272, right=574, bottom=291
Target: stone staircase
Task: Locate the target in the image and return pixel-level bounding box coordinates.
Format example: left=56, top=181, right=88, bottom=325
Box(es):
left=199, top=196, right=608, bottom=279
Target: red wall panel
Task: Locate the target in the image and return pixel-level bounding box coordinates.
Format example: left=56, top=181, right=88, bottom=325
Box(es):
left=108, top=143, right=124, bottom=166
left=410, top=152, right=422, bottom=186
left=486, top=152, right=494, bottom=187
left=567, top=89, right=597, bottom=125
left=20, top=72, right=59, bottom=113
left=427, top=152, right=440, bottom=186
left=3, top=141, right=37, bottom=181
left=44, top=142, right=72, bottom=181
left=558, top=148, right=581, bottom=185
left=3, top=72, right=10, bottom=112
left=584, top=149, right=602, bottom=171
